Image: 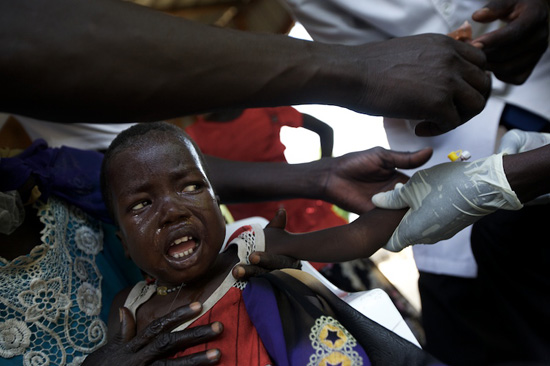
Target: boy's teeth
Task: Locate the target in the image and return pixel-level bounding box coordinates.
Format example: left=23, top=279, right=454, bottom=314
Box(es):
left=171, top=236, right=190, bottom=246
left=170, top=246, right=195, bottom=258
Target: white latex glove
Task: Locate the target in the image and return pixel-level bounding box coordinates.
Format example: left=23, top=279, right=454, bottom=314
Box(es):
left=498, top=129, right=550, bottom=155
left=372, top=153, right=523, bottom=252
left=497, top=129, right=550, bottom=205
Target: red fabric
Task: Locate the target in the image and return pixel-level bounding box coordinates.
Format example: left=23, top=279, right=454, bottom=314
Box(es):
left=186, top=107, right=302, bottom=162
left=228, top=199, right=346, bottom=233
left=186, top=107, right=348, bottom=270
left=171, top=287, right=273, bottom=365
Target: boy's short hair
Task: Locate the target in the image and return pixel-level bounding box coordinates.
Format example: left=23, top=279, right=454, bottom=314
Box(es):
left=100, top=122, right=209, bottom=223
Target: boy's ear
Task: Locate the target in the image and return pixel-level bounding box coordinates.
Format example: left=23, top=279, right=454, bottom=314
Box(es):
left=116, top=230, right=131, bottom=259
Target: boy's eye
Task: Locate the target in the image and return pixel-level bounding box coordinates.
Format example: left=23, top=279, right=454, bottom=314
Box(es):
left=131, top=201, right=150, bottom=211
left=182, top=184, right=199, bottom=192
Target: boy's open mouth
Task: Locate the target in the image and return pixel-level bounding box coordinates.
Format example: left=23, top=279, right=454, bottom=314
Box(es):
left=167, top=236, right=199, bottom=259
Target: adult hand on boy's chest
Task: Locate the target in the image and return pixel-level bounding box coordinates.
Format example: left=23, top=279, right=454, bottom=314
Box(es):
left=83, top=305, right=222, bottom=365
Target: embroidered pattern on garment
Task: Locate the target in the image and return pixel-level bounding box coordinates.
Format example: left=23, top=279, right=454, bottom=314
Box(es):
left=0, top=198, right=107, bottom=366
left=231, top=226, right=257, bottom=291
left=308, top=316, right=364, bottom=366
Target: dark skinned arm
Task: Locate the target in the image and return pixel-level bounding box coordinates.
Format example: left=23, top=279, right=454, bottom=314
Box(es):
left=206, top=147, right=433, bottom=213
left=503, top=145, right=550, bottom=202
left=263, top=208, right=407, bottom=262
left=227, top=146, right=433, bottom=280
left=1, top=0, right=490, bottom=135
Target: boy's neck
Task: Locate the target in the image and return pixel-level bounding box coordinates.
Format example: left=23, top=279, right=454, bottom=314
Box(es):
left=136, top=246, right=239, bottom=332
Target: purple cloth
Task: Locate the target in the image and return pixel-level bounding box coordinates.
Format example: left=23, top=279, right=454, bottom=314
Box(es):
left=245, top=271, right=446, bottom=365
left=0, top=139, right=111, bottom=223
left=242, top=276, right=290, bottom=366
left=244, top=272, right=371, bottom=365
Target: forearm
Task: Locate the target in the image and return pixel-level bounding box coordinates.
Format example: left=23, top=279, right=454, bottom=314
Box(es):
left=267, top=208, right=406, bottom=262
left=1, top=0, right=360, bottom=122
left=206, top=156, right=328, bottom=203
left=503, top=145, right=550, bottom=203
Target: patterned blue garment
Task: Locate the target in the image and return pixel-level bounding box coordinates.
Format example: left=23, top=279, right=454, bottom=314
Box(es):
left=0, top=198, right=106, bottom=366
left=0, top=142, right=143, bottom=366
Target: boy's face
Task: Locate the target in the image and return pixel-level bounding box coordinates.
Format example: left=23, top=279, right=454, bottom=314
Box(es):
left=108, top=133, right=226, bottom=287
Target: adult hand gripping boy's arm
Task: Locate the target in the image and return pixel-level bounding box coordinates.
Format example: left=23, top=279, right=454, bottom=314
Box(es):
left=372, top=130, right=550, bottom=252
left=83, top=304, right=222, bottom=366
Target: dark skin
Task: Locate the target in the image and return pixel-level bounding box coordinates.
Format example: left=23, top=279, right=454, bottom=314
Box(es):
left=220, top=145, right=434, bottom=279
left=0, top=143, right=431, bottom=282
left=206, top=147, right=433, bottom=211
left=96, top=130, right=408, bottom=365
left=1, top=0, right=490, bottom=135
left=83, top=304, right=223, bottom=366
left=394, top=0, right=549, bottom=136
left=471, top=0, right=550, bottom=85
left=89, top=138, right=549, bottom=366
left=502, top=144, right=550, bottom=203
left=78, top=130, right=550, bottom=366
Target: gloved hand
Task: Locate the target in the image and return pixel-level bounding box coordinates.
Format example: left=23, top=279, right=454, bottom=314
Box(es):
left=498, top=129, right=550, bottom=205
left=372, top=153, right=523, bottom=252
left=497, top=129, right=550, bottom=155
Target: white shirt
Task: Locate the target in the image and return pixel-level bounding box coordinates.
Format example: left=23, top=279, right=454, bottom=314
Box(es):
left=16, top=116, right=136, bottom=150
left=285, top=0, right=550, bottom=277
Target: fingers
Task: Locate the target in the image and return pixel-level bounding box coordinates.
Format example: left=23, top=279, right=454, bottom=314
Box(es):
left=128, top=303, right=203, bottom=353
left=251, top=251, right=302, bottom=269
left=151, top=349, right=221, bottom=366
left=414, top=70, right=490, bottom=137
left=471, top=0, right=515, bottom=23
left=386, top=148, right=433, bottom=170
left=483, top=34, right=546, bottom=84
left=447, top=42, right=491, bottom=129
left=413, top=49, right=490, bottom=136
left=414, top=121, right=447, bottom=137
left=119, top=307, right=137, bottom=343
left=471, top=0, right=549, bottom=84
left=498, top=129, right=550, bottom=154
left=453, top=38, right=488, bottom=68
left=232, top=251, right=301, bottom=280
left=454, top=65, right=492, bottom=122
left=232, top=264, right=267, bottom=280
left=141, top=322, right=223, bottom=361
left=498, top=129, right=524, bottom=154
left=474, top=26, right=545, bottom=83
left=383, top=218, right=409, bottom=252
left=371, top=183, right=407, bottom=209
left=265, top=208, right=287, bottom=230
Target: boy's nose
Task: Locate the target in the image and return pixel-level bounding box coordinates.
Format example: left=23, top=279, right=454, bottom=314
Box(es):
left=159, top=195, right=192, bottom=225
